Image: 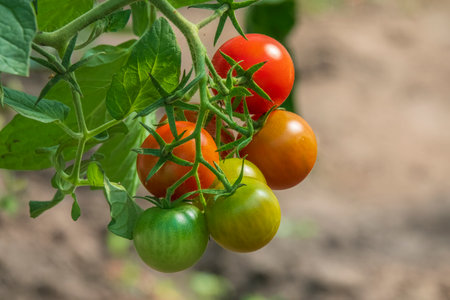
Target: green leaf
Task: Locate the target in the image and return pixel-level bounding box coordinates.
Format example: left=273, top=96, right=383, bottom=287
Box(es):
left=245, top=0, right=296, bottom=43
left=0, top=116, right=67, bottom=170
left=104, top=9, right=131, bottom=33
left=71, top=193, right=81, bottom=221
left=29, top=189, right=65, bottom=218
left=106, top=18, right=181, bottom=120
left=103, top=178, right=143, bottom=240
left=81, top=40, right=135, bottom=67
left=3, top=88, right=69, bottom=123
left=169, top=0, right=210, bottom=8
left=0, top=41, right=135, bottom=171
left=131, top=1, right=150, bottom=37
left=87, top=162, right=104, bottom=187
left=36, top=0, right=94, bottom=32
left=96, top=114, right=154, bottom=195
left=0, top=0, right=37, bottom=76
left=46, top=40, right=134, bottom=130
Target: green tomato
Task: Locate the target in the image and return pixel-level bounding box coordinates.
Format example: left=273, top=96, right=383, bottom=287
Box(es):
left=206, top=177, right=281, bottom=252
left=214, top=158, right=266, bottom=186
left=133, top=204, right=208, bottom=273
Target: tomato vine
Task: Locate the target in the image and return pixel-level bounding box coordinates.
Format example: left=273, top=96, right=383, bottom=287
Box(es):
left=0, top=0, right=316, bottom=273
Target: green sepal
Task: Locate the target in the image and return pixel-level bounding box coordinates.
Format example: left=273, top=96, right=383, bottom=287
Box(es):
left=29, top=189, right=65, bottom=218
left=71, top=193, right=81, bottom=221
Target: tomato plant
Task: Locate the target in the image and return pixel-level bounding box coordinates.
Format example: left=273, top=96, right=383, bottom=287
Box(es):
left=133, top=204, right=208, bottom=273
left=0, top=0, right=307, bottom=274
left=137, top=121, right=219, bottom=199
left=206, top=177, right=281, bottom=252
left=241, top=110, right=317, bottom=190
left=212, top=34, right=295, bottom=116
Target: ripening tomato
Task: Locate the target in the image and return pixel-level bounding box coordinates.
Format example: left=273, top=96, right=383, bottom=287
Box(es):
left=136, top=121, right=219, bottom=199
left=133, top=204, right=208, bottom=272
left=212, top=34, right=295, bottom=115
left=159, top=110, right=234, bottom=158
left=212, top=157, right=266, bottom=186
left=206, top=177, right=281, bottom=252
left=240, top=110, right=317, bottom=190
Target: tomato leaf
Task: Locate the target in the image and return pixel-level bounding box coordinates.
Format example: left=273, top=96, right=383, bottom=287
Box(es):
left=36, top=0, right=94, bottom=32
left=29, top=189, right=65, bottom=218
left=0, top=116, right=67, bottom=170
left=3, top=88, right=69, bottom=123
left=87, top=162, right=104, bottom=187
left=96, top=115, right=154, bottom=195
left=0, top=41, right=134, bottom=171
left=103, top=9, right=131, bottom=33
left=131, top=1, right=151, bottom=37
left=71, top=193, right=81, bottom=221
left=0, top=0, right=37, bottom=76
left=103, top=178, right=143, bottom=240
left=106, top=17, right=181, bottom=120
left=46, top=40, right=134, bottom=130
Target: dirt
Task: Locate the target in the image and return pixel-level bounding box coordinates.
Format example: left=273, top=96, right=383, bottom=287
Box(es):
left=1, top=1, right=450, bottom=300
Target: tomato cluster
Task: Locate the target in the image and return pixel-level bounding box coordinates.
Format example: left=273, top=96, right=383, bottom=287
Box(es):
left=133, top=34, right=317, bottom=272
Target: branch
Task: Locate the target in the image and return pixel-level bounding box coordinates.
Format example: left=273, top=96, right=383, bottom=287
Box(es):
left=33, top=0, right=139, bottom=50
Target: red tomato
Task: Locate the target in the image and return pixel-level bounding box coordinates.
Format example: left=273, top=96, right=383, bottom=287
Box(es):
left=240, top=110, right=317, bottom=190
left=136, top=121, right=219, bottom=199
left=212, top=34, right=295, bottom=115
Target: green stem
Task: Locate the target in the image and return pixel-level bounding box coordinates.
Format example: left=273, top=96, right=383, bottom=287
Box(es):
left=69, top=138, right=87, bottom=183
left=55, top=121, right=82, bottom=139
left=206, top=102, right=249, bottom=136
left=88, top=119, right=121, bottom=138
left=71, top=81, right=88, bottom=135
left=205, top=56, right=229, bottom=94
left=33, top=0, right=139, bottom=50
left=196, top=4, right=229, bottom=30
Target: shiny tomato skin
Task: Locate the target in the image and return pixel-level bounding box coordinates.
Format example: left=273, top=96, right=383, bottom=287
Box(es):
left=212, top=34, right=295, bottom=115
left=136, top=121, right=219, bottom=199
left=240, top=110, right=317, bottom=190
left=133, top=204, right=208, bottom=273
left=213, top=157, right=266, bottom=186
left=206, top=177, right=281, bottom=252
left=159, top=111, right=234, bottom=158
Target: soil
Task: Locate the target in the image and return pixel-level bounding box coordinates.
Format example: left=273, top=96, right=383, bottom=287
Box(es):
left=1, top=1, right=450, bottom=300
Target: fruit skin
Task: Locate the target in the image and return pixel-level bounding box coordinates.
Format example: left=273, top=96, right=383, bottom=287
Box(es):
left=240, top=110, right=317, bottom=190
left=133, top=204, right=209, bottom=273
left=213, top=157, right=266, bottom=186
left=136, top=121, right=219, bottom=199
left=206, top=177, right=281, bottom=252
left=212, top=33, right=295, bottom=116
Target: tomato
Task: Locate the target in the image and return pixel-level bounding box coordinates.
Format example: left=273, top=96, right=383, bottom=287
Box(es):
left=240, top=110, right=317, bottom=190
left=213, top=157, right=266, bottom=186
left=133, top=204, right=208, bottom=272
left=159, top=110, right=234, bottom=158
left=206, top=177, right=281, bottom=252
left=212, top=34, right=295, bottom=116
left=136, top=121, right=219, bottom=199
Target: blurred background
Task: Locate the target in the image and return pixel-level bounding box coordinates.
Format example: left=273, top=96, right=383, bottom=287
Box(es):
left=1, top=0, right=450, bottom=299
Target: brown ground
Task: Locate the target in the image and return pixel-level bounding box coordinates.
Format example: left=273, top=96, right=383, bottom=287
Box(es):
left=1, top=1, right=450, bottom=300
